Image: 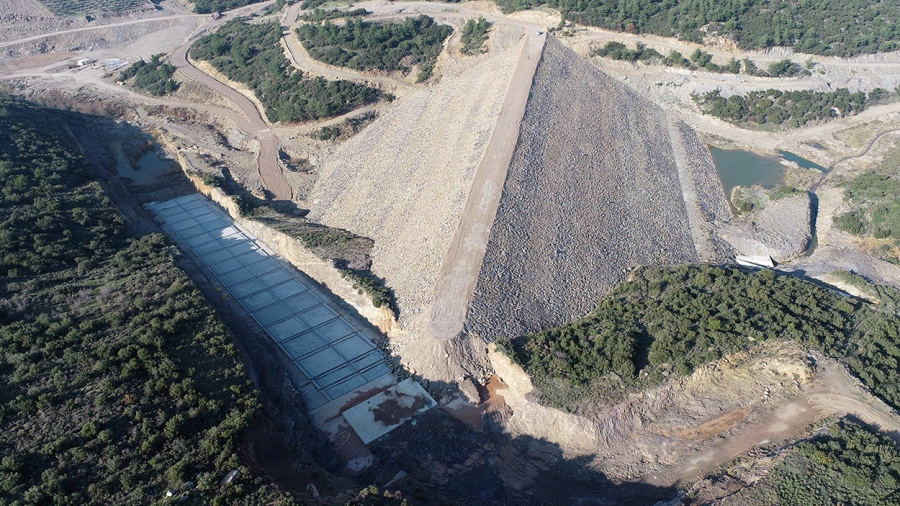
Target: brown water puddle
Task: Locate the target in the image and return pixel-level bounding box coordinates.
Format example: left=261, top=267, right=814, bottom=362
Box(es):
left=442, top=375, right=509, bottom=432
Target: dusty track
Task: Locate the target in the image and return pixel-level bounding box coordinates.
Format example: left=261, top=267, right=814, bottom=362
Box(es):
left=646, top=355, right=900, bottom=486
left=170, top=37, right=292, bottom=201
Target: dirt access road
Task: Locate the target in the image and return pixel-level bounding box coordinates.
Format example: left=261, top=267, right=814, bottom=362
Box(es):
left=168, top=4, right=292, bottom=202
left=646, top=355, right=900, bottom=487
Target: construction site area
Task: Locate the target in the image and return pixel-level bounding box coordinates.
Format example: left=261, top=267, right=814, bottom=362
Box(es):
left=4, top=0, right=900, bottom=504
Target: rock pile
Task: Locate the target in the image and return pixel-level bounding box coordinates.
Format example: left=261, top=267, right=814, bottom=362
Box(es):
left=464, top=37, right=698, bottom=342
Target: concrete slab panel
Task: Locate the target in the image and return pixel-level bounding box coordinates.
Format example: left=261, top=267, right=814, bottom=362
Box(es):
left=282, top=293, right=320, bottom=313
left=342, top=379, right=436, bottom=444
left=300, top=305, right=338, bottom=328
left=193, top=239, right=224, bottom=255
left=209, top=258, right=243, bottom=276
left=198, top=248, right=235, bottom=265
left=325, top=375, right=368, bottom=400
left=257, top=269, right=292, bottom=286
left=236, top=251, right=269, bottom=267
left=242, top=290, right=279, bottom=312
left=316, top=363, right=358, bottom=387
left=282, top=333, right=327, bottom=358
left=192, top=211, right=219, bottom=224
left=219, top=267, right=257, bottom=286
left=165, top=211, right=196, bottom=225
left=170, top=217, right=199, bottom=231
left=351, top=351, right=382, bottom=370
left=246, top=260, right=279, bottom=277
left=184, top=233, right=216, bottom=248
left=316, top=319, right=355, bottom=343
left=216, top=226, right=240, bottom=238
left=269, top=316, right=309, bottom=342
left=179, top=224, right=208, bottom=239
left=252, top=302, right=294, bottom=326
left=299, top=347, right=345, bottom=377
left=230, top=278, right=266, bottom=298
left=226, top=242, right=257, bottom=256
left=179, top=198, right=206, bottom=211
left=271, top=280, right=307, bottom=299
left=200, top=218, right=230, bottom=233
left=362, top=363, right=393, bottom=382
left=333, top=335, right=375, bottom=360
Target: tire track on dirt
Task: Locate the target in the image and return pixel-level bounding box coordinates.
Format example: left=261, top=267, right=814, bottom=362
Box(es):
left=170, top=23, right=292, bottom=201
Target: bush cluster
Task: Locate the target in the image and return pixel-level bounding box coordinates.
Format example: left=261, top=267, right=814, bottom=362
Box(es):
left=118, top=54, right=178, bottom=97
left=500, top=265, right=900, bottom=412
left=191, top=20, right=380, bottom=123
left=492, top=0, right=900, bottom=57
left=296, top=15, right=453, bottom=82
left=0, top=95, right=293, bottom=504
left=691, top=88, right=888, bottom=128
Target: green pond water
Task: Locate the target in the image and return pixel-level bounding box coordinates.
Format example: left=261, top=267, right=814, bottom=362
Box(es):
left=114, top=148, right=175, bottom=185
left=709, top=147, right=787, bottom=198
left=709, top=147, right=827, bottom=199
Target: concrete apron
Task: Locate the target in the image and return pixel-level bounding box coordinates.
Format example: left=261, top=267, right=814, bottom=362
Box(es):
left=148, top=194, right=434, bottom=470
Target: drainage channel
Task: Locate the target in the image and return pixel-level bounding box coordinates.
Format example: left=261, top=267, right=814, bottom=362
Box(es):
left=150, top=194, right=393, bottom=411
left=149, top=194, right=436, bottom=464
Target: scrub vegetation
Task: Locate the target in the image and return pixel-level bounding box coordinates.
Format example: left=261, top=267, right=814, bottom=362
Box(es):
left=691, top=88, right=896, bottom=128
left=191, top=20, right=381, bottom=123
left=0, top=95, right=292, bottom=504
left=298, top=7, right=369, bottom=22
left=491, top=0, right=900, bottom=57
left=834, top=145, right=900, bottom=258
left=118, top=54, right=178, bottom=97
left=713, top=420, right=900, bottom=505
left=191, top=0, right=261, bottom=14
left=498, top=265, right=900, bottom=412
left=296, top=15, right=453, bottom=82
left=37, top=0, right=145, bottom=15
left=460, top=17, right=490, bottom=55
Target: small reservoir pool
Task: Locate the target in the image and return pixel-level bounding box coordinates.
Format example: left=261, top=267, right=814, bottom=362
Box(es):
left=709, top=147, right=826, bottom=199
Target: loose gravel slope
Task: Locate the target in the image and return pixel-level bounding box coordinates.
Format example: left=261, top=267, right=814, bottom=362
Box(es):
left=465, top=37, right=698, bottom=342
left=307, top=28, right=525, bottom=327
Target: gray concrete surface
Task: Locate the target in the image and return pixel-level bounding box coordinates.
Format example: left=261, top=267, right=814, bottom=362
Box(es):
left=150, top=194, right=392, bottom=411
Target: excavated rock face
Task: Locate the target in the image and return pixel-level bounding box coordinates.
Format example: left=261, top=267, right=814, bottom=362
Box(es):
left=464, top=37, right=698, bottom=342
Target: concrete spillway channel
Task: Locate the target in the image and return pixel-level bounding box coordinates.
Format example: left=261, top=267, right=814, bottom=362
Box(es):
left=149, top=194, right=434, bottom=466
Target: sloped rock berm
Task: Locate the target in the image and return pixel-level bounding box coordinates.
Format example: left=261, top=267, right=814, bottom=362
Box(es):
left=465, top=37, right=698, bottom=342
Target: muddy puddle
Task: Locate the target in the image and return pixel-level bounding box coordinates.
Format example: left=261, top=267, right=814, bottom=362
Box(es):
left=111, top=140, right=176, bottom=185
left=442, top=376, right=508, bottom=432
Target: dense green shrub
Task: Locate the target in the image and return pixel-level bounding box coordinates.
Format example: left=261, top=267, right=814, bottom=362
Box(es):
left=192, top=0, right=261, bottom=14
left=835, top=146, right=900, bottom=244
left=191, top=20, right=380, bottom=123
left=460, top=17, right=490, bottom=55
left=501, top=265, right=900, bottom=412
left=118, top=54, right=178, bottom=96
left=490, top=0, right=900, bottom=57
left=296, top=15, right=452, bottom=81
left=692, top=88, right=878, bottom=128
left=0, top=95, right=294, bottom=504
left=592, top=42, right=743, bottom=74
left=298, top=7, right=369, bottom=22
left=716, top=420, right=900, bottom=505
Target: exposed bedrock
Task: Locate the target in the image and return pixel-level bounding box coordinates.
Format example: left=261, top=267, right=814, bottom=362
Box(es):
left=720, top=190, right=813, bottom=263
left=465, top=37, right=699, bottom=343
